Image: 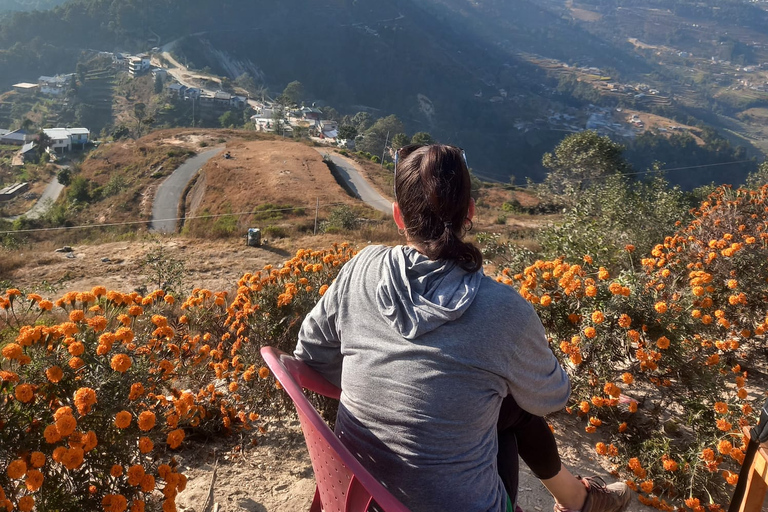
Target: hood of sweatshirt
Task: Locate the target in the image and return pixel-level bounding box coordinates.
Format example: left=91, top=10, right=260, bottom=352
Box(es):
left=376, top=245, right=483, bottom=339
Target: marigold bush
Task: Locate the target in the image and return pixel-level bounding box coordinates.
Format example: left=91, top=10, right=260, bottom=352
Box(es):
left=497, top=185, right=768, bottom=510
left=0, top=244, right=354, bottom=511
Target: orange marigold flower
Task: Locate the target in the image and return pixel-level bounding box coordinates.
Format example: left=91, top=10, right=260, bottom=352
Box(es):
left=628, top=401, right=638, bottom=413
left=55, top=414, right=77, bottom=437
left=716, top=419, right=732, bottom=432
left=102, top=494, right=128, bottom=512
left=2, top=343, right=23, bottom=360
left=138, top=411, right=156, bottom=431
left=579, top=401, right=590, bottom=414
left=110, top=354, right=132, bottom=373
left=618, top=422, right=628, bottom=433
left=30, top=452, right=45, bottom=468
left=585, top=285, right=597, bottom=297
left=540, top=295, right=552, bottom=307
left=621, top=373, right=634, bottom=385
left=589, top=417, right=602, bottom=427
left=584, top=327, right=597, bottom=339
left=714, top=402, right=728, bottom=414
left=701, top=448, right=715, bottom=462
left=595, top=442, right=608, bottom=455
left=654, top=302, right=668, bottom=314
left=25, top=469, right=44, bottom=491
left=69, top=310, right=85, bottom=322
left=111, top=465, right=123, bottom=478
left=640, top=480, right=654, bottom=493
left=585, top=425, right=597, bottom=434
left=68, top=357, right=85, bottom=370
left=129, top=383, right=145, bottom=401
left=656, top=336, right=671, bottom=350
left=737, top=388, right=748, bottom=400
left=718, top=440, right=733, bottom=454
left=618, top=314, right=631, bottom=328
left=68, top=341, right=85, bottom=356
left=319, top=285, right=329, bottom=296
left=140, top=474, right=156, bottom=493
left=167, top=428, right=185, bottom=449
left=14, top=383, right=34, bottom=403
left=7, top=459, right=26, bottom=479
left=44, top=424, right=61, bottom=444
left=18, top=496, right=34, bottom=512
left=128, top=305, right=143, bottom=316
left=591, top=311, right=605, bottom=324
left=663, top=458, right=679, bottom=471
left=127, top=465, right=145, bottom=486
left=138, top=437, right=154, bottom=454
left=74, top=387, right=97, bottom=415
left=46, top=365, right=64, bottom=383
left=131, top=499, right=146, bottom=512
left=722, top=470, right=738, bottom=486
left=115, top=411, right=132, bottom=429
left=258, top=367, right=270, bottom=379
left=604, top=382, right=621, bottom=398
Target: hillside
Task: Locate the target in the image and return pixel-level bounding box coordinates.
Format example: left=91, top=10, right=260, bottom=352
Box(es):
left=0, top=0, right=764, bottom=187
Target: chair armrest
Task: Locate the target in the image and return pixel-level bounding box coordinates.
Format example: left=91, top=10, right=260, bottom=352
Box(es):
left=262, top=347, right=342, bottom=400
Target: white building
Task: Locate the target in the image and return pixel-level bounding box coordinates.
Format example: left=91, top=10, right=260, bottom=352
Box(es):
left=128, top=55, right=151, bottom=76
left=43, top=128, right=90, bottom=153
left=38, top=74, right=74, bottom=96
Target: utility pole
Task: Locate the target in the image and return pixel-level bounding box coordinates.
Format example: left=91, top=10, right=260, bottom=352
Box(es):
left=381, top=130, right=389, bottom=168
left=191, top=95, right=195, bottom=127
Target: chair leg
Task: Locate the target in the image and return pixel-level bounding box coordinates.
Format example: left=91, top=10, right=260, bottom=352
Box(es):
left=310, top=487, right=322, bottom=512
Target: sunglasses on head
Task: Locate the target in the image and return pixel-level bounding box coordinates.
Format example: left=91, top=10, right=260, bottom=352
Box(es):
left=393, top=144, right=468, bottom=201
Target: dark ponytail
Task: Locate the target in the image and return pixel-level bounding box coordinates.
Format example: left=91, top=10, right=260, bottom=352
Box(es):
left=395, top=145, right=483, bottom=272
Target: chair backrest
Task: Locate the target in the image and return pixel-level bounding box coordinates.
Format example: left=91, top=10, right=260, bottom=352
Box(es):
left=260, top=346, right=411, bottom=512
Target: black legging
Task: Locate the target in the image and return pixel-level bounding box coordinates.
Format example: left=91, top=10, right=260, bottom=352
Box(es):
left=497, top=395, right=562, bottom=504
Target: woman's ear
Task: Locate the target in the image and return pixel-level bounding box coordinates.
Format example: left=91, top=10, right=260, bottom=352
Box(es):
left=392, top=202, right=406, bottom=230
left=467, top=198, right=475, bottom=222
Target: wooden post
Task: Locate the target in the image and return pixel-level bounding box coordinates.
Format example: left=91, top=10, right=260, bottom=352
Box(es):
left=739, top=426, right=768, bottom=512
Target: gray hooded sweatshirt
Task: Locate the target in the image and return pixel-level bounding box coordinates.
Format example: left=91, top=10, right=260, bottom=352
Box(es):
left=295, top=245, right=570, bottom=512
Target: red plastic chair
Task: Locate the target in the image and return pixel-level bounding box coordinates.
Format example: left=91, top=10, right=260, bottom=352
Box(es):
left=260, top=346, right=411, bottom=512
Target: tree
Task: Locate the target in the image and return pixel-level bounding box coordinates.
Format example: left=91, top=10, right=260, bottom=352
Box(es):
left=391, top=133, right=410, bottom=150
left=350, top=111, right=372, bottom=132
left=411, top=132, right=434, bottom=145
left=281, top=80, right=304, bottom=106
left=234, top=73, right=258, bottom=96
left=357, top=115, right=404, bottom=160
left=35, top=131, right=52, bottom=159
left=134, top=102, right=147, bottom=137
left=541, top=130, right=631, bottom=205
left=57, top=167, right=72, bottom=186
left=154, top=74, right=163, bottom=94
left=219, top=110, right=238, bottom=128
left=338, top=125, right=357, bottom=140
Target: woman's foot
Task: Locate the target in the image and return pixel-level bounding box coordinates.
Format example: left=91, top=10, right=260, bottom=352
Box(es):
left=554, top=477, right=632, bottom=512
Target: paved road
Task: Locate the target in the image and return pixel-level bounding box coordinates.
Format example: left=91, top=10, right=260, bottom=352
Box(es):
left=150, top=148, right=223, bottom=233
left=4, top=171, right=66, bottom=222
left=317, top=150, right=392, bottom=215
left=25, top=177, right=65, bottom=220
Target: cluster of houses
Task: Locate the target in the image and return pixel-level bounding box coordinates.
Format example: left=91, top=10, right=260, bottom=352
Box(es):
left=250, top=104, right=340, bottom=141
left=0, top=127, right=90, bottom=163
left=11, top=74, right=76, bottom=97
left=167, top=83, right=248, bottom=110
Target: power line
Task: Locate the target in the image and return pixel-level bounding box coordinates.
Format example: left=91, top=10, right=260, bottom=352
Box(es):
left=0, top=202, right=351, bottom=236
